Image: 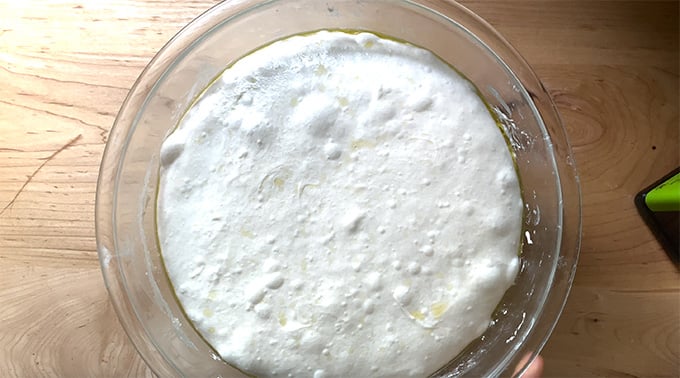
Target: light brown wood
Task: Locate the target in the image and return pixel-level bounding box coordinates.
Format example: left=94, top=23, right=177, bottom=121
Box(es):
left=0, top=1, right=677, bottom=377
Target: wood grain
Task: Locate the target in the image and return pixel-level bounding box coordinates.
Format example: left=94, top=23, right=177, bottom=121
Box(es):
left=0, top=1, right=678, bottom=377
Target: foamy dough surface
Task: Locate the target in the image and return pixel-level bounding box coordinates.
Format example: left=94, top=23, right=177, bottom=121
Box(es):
left=157, top=31, right=523, bottom=378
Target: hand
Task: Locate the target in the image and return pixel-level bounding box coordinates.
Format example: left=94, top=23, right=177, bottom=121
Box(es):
left=515, top=354, right=544, bottom=378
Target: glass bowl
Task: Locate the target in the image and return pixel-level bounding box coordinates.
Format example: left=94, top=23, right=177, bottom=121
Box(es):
left=95, top=0, right=581, bottom=377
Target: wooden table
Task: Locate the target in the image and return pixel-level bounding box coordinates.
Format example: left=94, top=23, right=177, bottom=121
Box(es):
left=1, top=1, right=678, bottom=376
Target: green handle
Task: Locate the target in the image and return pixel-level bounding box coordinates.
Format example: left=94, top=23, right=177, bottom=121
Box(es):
left=645, top=172, right=680, bottom=212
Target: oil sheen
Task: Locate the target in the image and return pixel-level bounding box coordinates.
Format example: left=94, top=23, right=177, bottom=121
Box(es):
left=157, top=30, right=523, bottom=377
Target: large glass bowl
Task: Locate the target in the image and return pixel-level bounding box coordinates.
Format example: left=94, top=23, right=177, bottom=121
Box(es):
left=95, top=1, right=581, bottom=377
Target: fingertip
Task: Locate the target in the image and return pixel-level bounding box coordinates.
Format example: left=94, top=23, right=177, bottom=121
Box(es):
left=524, top=355, right=544, bottom=378
left=513, top=353, right=544, bottom=378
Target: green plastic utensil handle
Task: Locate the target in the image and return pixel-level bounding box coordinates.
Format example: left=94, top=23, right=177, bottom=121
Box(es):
left=645, top=172, right=680, bottom=212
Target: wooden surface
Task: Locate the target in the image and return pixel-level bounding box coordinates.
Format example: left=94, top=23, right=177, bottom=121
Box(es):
left=1, top=1, right=678, bottom=377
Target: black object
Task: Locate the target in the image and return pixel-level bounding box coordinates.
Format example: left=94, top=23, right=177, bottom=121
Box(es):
left=635, top=167, right=680, bottom=265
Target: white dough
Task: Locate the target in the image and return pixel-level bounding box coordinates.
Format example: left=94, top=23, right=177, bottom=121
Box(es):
left=158, top=31, right=523, bottom=378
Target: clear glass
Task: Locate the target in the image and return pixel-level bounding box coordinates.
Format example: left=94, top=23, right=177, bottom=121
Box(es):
left=96, top=0, right=581, bottom=377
